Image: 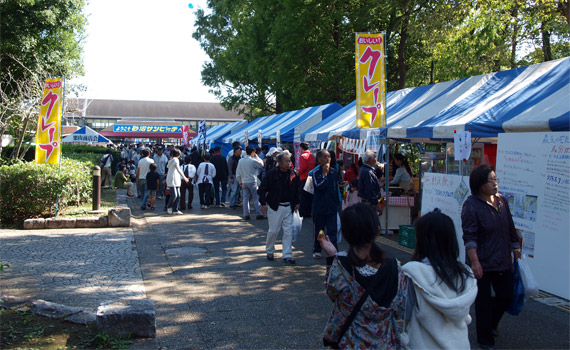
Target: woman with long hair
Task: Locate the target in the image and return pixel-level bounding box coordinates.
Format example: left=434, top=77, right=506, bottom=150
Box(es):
left=402, top=210, right=477, bottom=349
left=319, top=203, right=406, bottom=349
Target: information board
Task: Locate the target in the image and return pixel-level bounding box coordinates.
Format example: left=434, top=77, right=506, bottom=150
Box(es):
left=496, top=132, right=570, bottom=299
left=421, top=172, right=471, bottom=262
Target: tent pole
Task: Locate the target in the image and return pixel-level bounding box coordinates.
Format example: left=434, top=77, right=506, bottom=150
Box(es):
left=54, top=77, right=66, bottom=219
left=384, top=142, right=389, bottom=235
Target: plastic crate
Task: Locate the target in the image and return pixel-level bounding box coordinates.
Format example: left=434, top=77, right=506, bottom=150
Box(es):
left=398, top=225, right=416, bottom=249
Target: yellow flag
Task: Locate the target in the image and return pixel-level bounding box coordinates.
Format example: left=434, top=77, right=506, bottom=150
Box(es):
left=355, top=33, right=386, bottom=129
left=35, top=78, right=63, bottom=164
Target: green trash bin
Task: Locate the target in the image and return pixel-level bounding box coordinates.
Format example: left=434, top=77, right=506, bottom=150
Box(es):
left=398, top=225, right=416, bottom=249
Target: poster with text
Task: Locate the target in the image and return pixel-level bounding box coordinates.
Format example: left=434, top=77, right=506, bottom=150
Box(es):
left=421, top=172, right=471, bottom=263
left=496, top=132, right=570, bottom=299
left=35, top=78, right=63, bottom=164
left=355, top=33, right=386, bottom=129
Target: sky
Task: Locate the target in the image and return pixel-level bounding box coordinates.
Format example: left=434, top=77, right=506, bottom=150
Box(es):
left=70, top=0, right=217, bottom=103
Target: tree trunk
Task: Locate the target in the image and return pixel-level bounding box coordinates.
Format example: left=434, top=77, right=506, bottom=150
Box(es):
left=430, top=59, right=435, bottom=85
left=558, top=0, right=569, bottom=26
left=13, top=116, right=30, bottom=160
left=541, top=22, right=552, bottom=61
left=510, top=6, right=519, bottom=69
left=397, top=9, right=410, bottom=89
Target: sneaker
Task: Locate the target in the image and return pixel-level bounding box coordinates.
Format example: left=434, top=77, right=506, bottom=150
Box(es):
left=204, top=205, right=210, bottom=209
left=256, top=215, right=266, bottom=220
left=141, top=206, right=146, bottom=210
left=150, top=207, right=155, bottom=210
left=167, top=208, right=173, bottom=214
left=313, top=252, right=322, bottom=259
left=200, top=205, right=205, bottom=209
left=266, top=253, right=275, bottom=261
left=220, top=203, right=226, bottom=207
left=107, top=186, right=112, bottom=189
left=282, top=258, right=296, bottom=265
left=175, top=211, right=183, bottom=215
left=127, top=194, right=134, bottom=197
left=243, top=216, right=250, bottom=220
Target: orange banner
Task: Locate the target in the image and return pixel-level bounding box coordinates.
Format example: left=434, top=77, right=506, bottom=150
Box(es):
left=355, top=33, right=386, bottom=129
left=35, top=78, right=63, bottom=164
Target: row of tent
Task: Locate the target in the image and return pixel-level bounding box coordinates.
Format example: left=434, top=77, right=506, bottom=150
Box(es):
left=191, top=57, right=569, bottom=152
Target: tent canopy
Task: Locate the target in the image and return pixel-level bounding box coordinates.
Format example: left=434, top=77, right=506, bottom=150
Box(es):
left=62, top=126, right=112, bottom=143
left=225, top=103, right=342, bottom=144
left=303, top=57, right=569, bottom=142
left=190, top=120, right=247, bottom=146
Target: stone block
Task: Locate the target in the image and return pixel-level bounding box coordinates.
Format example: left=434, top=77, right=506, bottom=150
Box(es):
left=76, top=216, right=108, bottom=228
left=66, top=310, right=97, bottom=325
left=23, top=218, right=45, bottom=230
left=0, top=295, right=32, bottom=309
left=30, top=300, right=82, bottom=319
left=108, top=207, right=131, bottom=227
left=97, top=299, right=156, bottom=338
left=45, top=217, right=77, bottom=229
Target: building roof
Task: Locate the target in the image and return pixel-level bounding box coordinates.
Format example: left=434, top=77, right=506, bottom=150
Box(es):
left=67, top=99, right=244, bottom=122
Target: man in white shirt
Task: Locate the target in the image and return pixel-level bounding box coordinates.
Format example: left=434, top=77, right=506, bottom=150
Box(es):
left=100, top=149, right=114, bottom=189
left=236, top=146, right=265, bottom=220
left=195, top=153, right=216, bottom=209
left=180, top=155, right=197, bottom=210
left=136, top=149, right=155, bottom=210
left=152, top=145, right=168, bottom=199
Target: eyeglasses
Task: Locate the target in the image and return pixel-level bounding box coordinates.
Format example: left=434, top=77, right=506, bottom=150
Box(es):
left=487, top=178, right=500, bottom=184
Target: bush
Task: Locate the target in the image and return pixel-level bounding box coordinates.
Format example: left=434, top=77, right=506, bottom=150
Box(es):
left=0, top=158, right=92, bottom=226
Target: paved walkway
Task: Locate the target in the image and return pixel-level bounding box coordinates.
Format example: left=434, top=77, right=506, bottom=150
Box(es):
left=0, top=227, right=145, bottom=311
left=1, top=194, right=568, bottom=349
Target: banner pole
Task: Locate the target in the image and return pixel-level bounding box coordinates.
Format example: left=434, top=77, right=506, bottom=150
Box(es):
left=54, top=77, right=65, bottom=218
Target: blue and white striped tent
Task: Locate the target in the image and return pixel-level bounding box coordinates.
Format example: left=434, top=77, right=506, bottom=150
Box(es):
left=303, top=57, right=570, bottom=142
left=224, top=103, right=342, bottom=144
left=190, top=120, right=247, bottom=146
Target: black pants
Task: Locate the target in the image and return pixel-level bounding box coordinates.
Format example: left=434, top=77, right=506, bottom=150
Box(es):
left=299, top=180, right=313, bottom=218
left=198, top=183, right=212, bottom=206
left=475, top=269, right=513, bottom=346
left=180, top=181, right=194, bottom=210
left=313, top=213, right=338, bottom=266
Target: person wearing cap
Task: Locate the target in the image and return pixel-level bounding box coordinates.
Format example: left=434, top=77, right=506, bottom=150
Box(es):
left=153, top=145, right=168, bottom=199
left=265, top=147, right=279, bottom=172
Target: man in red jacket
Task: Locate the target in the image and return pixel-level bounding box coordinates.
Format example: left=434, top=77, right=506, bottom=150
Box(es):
left=298, top=142, right=315, bottom=218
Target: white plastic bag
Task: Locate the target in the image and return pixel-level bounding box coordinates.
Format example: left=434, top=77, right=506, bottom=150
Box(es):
left=292, top=210, right=303, bottom=242
left=303, top=175, right=314, bottom=194
left=518, top=258, right=539, bottom=299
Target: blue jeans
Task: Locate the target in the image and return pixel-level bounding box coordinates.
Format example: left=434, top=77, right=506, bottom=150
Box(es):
left=167, top=186, right=181, bottom=211
left=242, top=182, right=262, bottom=217
left=139, top=179, right=148, bottom=208
left=213, top=178, right=228, bottom=205
left=229, top=176, right=239, bottom=206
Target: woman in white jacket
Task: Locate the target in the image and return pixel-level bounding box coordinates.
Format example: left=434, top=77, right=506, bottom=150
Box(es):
left=402, top=210, right=477, bottom=350
left=166, top=149, right=189, bottom=215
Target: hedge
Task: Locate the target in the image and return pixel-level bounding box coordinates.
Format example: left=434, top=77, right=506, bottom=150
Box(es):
left=0, top=158, right=93, bottom=226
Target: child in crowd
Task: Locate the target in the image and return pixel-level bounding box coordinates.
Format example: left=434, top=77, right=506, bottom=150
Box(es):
left=146, top=163, right=160, bottom=210
left=343, top=179, right=360, bottom=210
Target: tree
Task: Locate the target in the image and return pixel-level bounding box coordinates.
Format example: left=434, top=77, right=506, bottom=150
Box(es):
left=0, top=0, right=87, bottom=159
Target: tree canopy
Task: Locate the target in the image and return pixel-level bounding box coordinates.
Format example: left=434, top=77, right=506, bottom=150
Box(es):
left=193, top=0, right=570, bottom=119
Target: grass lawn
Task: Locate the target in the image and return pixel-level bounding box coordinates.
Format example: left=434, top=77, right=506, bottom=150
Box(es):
left=0, top=308, right=132, bottom=350
left=59, top=187, right=118, bottom=218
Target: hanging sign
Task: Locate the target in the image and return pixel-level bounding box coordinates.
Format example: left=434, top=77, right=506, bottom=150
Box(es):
left=198, top=120, right=207, bottom=149
left=257, top=129, right=262, bottom=146
left=356, top=33, right=386, bottom=129
left=454, top=130, right=472, bottom=161
left=244, top=130, right=249, bottom=147
left=339, top=136, right=367, bottom=155
left=276, top=130, right=281, bottom=148
left=35, top=78, right=63, bottom=164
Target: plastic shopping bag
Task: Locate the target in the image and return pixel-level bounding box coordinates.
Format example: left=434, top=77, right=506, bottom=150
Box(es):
left=518, top=258, right=539, bottom=299
left=506, top=260, right=525, bottom=316
left=292, top=210, right=303, bottom=242
left=303, top=176, right=314, bottom=194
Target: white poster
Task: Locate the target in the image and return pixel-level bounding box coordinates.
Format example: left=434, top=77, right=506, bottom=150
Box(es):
left=276, top=130, right=281, bottom=148
left=421, top=172, right=471, bottom=262
left=496, top=132, right=570, bottom=299
left=454, top=130, right=472, bottom=161
left=257, top=129, right=262, bottom=146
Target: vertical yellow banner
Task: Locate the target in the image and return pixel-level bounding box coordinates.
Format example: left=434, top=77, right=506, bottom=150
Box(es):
left=35, top=78, right=63, bottom=164
left=355, top=33, right=386, bottom=129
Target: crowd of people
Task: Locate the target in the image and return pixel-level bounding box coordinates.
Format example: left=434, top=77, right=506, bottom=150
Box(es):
left=103, top=141, right=519, bottom=349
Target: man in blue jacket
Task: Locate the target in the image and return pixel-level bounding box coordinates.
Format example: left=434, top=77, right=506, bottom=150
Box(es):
left=312, top=149, right=341, bottom=269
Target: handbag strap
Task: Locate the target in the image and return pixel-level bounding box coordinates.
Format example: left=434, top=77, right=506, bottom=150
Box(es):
left=336, top=264, right=384, bottom=344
